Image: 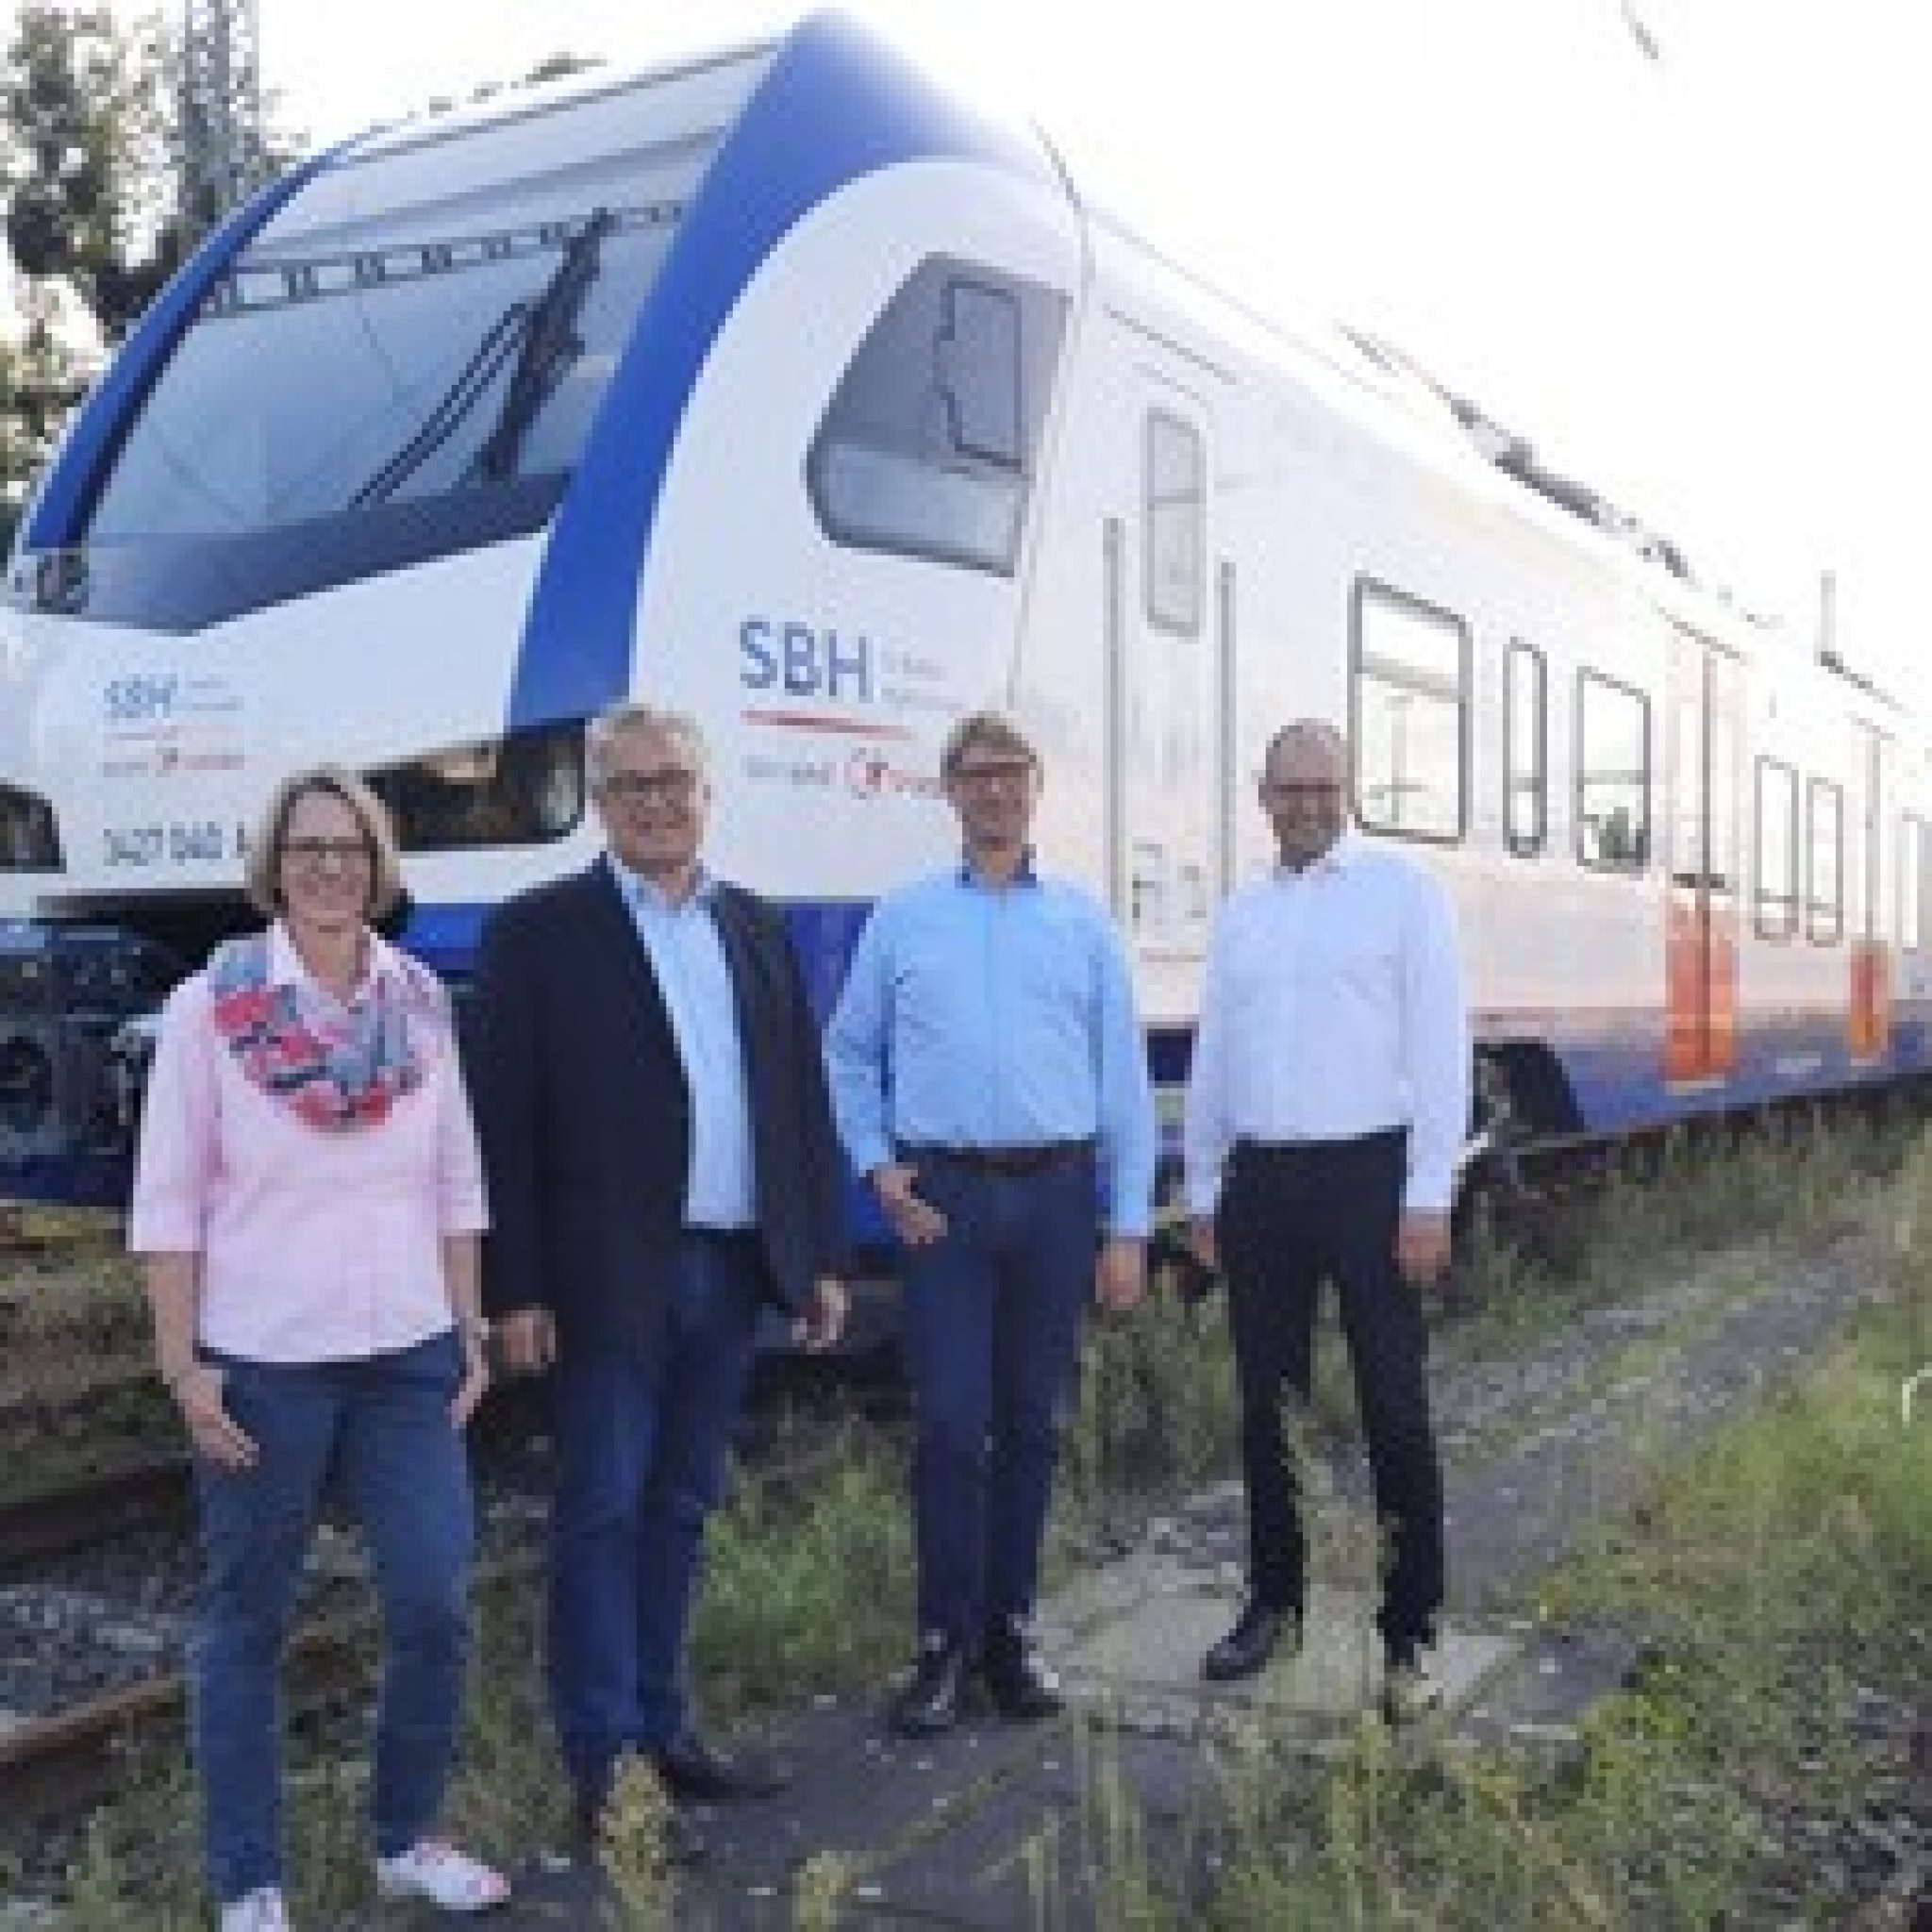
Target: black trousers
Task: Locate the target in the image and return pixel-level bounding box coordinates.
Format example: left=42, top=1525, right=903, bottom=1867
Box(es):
left=1215, top=1129, right=1444, bottom=1661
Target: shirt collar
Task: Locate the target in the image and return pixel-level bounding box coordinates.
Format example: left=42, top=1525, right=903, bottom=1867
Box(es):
left=957, top=845, right=1041, bottom=888
left=266, top=918, right=399, bottom=1002
left=1274, top=828, right=1360, bottom=881
left=608, top=851, right=714, bottom=913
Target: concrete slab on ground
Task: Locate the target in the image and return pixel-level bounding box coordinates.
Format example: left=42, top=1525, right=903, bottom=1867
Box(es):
left=483, top=1574, right=1528, bottom=1928
left=1053, top=1575, right=1522, bottom=1745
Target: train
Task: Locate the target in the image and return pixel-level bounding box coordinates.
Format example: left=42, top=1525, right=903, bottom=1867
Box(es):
left=2, top=8, right=1927, bottom=1229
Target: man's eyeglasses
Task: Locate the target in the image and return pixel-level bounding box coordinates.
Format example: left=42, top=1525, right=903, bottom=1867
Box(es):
left=1260, top=780, right=1344, bottom=805
left=949, top=758, right=1035, bottom=791
left=281, top=837, right=373, bottom=867
left=598, top=768, right=700, bottom=804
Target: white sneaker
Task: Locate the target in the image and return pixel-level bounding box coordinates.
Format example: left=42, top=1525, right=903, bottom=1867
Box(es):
left=219, top=1888, right=292, bottom=1932
left=1379, top=1646, right=1446, bottom=1725
left=375, top=1839, right=511, bottom=1913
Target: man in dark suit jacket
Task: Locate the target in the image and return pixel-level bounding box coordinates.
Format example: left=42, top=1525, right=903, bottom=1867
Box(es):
left=466, top=701, right=847, bottom=1851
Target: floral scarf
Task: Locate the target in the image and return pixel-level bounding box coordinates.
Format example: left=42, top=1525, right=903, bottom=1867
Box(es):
left=208, top=929, right=430, bottom=1129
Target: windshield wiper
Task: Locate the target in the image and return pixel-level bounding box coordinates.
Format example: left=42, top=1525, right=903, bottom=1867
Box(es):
left=470, top=206, right=615, bottom=485
left=348, top=208, right=614, bottom=509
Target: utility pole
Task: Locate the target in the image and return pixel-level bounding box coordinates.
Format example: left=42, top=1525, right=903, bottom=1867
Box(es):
left=178, top=0, right=263, bottom=242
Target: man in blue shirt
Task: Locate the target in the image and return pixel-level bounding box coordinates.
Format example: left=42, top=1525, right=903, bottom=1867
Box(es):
left=826, top=710, right=1157, bottom=1737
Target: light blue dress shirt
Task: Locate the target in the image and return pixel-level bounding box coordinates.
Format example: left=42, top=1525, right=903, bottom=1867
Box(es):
left=611, top=858, right=755, bottom=1229
left=824, top=859, right=1157, bottom=1238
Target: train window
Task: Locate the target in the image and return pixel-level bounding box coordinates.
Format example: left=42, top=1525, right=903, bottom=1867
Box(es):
left=808, top=258, right=1069, bottom=575
left=1807, top=777, right=1843, bottom=942
left=1144, top=411, right=1204, bottom=634
left=88, top=188, right=685, bottom=545
left=1504, top=641, right=1547, bottom=856
left=1349, top=581, right=1467, bottom=843
left=1903, top=814, right=1927, bottom=953
left=1754, top=758, right=1799, bottom=939
left=1575, top=671, right=1650, bottom=873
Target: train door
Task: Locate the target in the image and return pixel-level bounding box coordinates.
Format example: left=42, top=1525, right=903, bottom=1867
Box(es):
left=1664, top=629, right=1740, bottom=1084
left=1847, top=724, right=1891, bottom=1060
left=1101, top=377, right=1228, bottom=981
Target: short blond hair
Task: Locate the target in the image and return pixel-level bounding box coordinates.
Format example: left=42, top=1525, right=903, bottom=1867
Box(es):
left=243, top=765, right=406, bottom=921
left=586, top=702, right=709, bottom=789
left=940, top=710, right=1040, bottom=778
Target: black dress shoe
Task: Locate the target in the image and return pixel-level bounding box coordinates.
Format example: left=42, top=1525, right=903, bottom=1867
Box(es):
left=652, top=1730, right=790, bottom=1803
left=890, top=1635, right=969, bottom=1738
left=981, top=1618, right=1064, bottom=1723
left=1202, top=1601, right=1294, bottom=1683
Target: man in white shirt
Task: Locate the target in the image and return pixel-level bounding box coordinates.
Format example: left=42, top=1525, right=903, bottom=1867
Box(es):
left=1182, top=719, right=1470, bottom=1719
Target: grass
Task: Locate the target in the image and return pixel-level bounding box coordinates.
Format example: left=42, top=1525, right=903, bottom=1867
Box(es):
left=1030, top=1294, right=1932, bottom=1929
left=23, top=1105, right=1931, bottom=1924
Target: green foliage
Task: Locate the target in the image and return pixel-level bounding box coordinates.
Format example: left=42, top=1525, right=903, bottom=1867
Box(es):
left=692, top=1445, right=913, bottom=1703
left=0, top=318, right=87, bottom=526
left=1061, top=1283, right=1237, bottom=1536
left=600, top=1754, right=678, bottom=1925
left=2, top=4, right=177, bottom=338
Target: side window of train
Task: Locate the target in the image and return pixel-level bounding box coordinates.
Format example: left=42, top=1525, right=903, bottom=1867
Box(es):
left=1144, top=410, right=1204, bottom=634
left=1903, top=813, right=1927, bottom=953
left=808, top=258, right=1070, bottom=575
left=1574, top=670, right=1650, bottom=873
left=1504, top=640, right=1547, bottom=856
left=1754, top=758, right=1799, bottom=940
left=1349, top=580, right=1468, bottom=843
left=1807, top=777, right=1844, bottom=943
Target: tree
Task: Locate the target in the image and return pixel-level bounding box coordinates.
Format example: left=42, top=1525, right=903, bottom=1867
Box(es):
left=1, top=5, right=178, bottom=342
left=0, top=312, right=87, bottom=542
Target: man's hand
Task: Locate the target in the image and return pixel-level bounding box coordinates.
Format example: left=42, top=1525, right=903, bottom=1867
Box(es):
left=495, top=1307, right=558, bottom=1374
left=1185, top=1217, right=1218, bottom=1274
left=871, top=1163, right=947, bottom=1246
left=1394, top=1208, right=1452, bottom=1286
left=1094, top=1235, right=1146, bottom=1309
left=792, top=1276, right=849, bottom=1352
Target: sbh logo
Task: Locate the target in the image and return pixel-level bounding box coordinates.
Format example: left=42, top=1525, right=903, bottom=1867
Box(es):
left=739, top=619, right=874, bottom=703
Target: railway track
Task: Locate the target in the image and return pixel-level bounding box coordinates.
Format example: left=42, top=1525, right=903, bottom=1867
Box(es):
left=0, top=1369, right=895, bottom=1841
left=0, top=1201, right=125, bottom=1257
left=0, top=1457, right=191, bottom=1571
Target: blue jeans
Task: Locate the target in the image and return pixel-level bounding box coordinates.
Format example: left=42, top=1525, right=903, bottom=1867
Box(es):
left=898, top=1156, right=1097, bottom=1646
left=192, top=1332, right=473, bottom=1904
left=547, top=1232, right=763, bottom=1791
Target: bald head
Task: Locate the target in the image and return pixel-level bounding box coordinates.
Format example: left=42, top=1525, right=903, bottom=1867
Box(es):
left=1259, top=718, right=1350, bottom=870
left=1264, top=720, right=1347, bottom=777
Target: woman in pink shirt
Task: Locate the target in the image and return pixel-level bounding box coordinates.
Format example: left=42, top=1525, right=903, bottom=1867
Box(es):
left=129, top=767, right=509, bottom=1931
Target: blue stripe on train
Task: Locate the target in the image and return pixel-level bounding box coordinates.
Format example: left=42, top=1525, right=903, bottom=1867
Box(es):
left=400, top=898, right=1932, bottom=1124
left=504, top=11, right=1058, bottom=733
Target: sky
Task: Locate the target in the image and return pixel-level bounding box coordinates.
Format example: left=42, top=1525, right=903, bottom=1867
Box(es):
left=10, top=0, right=1929, bottom=691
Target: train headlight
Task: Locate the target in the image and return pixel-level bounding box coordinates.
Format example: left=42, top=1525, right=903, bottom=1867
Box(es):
left=365, top=720, right=586, bottom=851
left=0, top=783, right=61, bottom=872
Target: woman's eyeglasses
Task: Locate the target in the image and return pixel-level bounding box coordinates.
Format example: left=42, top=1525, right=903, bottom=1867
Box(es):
left=281, top=837, right=373, bottom=867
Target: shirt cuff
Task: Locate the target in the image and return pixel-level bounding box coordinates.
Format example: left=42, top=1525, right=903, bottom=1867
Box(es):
left=438, top=1172, right=490, bottom=1230
left=126, top=1198, right=203, bottom=1252
left=1403, top=1170, right=1455, bottom=1215
left=851, top=1137, right=894, bottom=1179
left=1183, top=1177, right=1219, bottom=1219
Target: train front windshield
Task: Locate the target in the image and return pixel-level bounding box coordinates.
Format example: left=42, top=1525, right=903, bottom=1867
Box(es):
left=61, top=137, right=703, bottom=628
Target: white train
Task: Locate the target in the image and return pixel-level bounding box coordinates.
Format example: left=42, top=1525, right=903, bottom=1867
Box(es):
left=2, top=9, right=1926, bottom=1211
